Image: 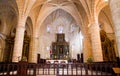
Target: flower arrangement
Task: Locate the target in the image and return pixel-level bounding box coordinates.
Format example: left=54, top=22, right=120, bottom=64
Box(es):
left=87, top=57, right=93, bottom=63
left=21, top=56, right=27, bottom=61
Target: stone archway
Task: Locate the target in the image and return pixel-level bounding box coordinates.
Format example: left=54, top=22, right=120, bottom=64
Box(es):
left=21, top=17, right=33, bottom=62
left=98, top=5, right=117, bottom=62
left=38, top=9, right=82, bottom=60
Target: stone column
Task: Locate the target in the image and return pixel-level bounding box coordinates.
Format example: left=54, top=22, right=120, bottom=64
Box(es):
left=83, top=37, right=92, bottom=62
left=28, top=36, right=38, bottom=63
left=0, top=39, right=6, bottom=62
left=0, top=38, right=3, bottom=62
left=12, top=18, right=26, bottom=62
left=110, top=0, right=120, bottom=58
left=89, top=23, right=103, bottom=62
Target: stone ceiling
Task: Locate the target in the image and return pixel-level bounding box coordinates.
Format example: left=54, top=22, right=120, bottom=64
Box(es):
left=0, top=0, right=113, bottom=37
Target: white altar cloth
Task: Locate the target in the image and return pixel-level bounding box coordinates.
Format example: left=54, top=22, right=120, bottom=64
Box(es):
left=46, top=60, right=68, bottom=64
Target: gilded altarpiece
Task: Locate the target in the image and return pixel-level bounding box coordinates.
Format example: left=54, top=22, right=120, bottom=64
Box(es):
left=100, top=30, right=116, bottom=61
left=52, top=33, right=69, bottom=59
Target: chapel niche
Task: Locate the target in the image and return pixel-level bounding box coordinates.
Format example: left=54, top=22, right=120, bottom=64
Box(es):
left=4, top=30, right=30, bottom=62
left=4, top=34, right=14, bottom=62
left=52, top=33, right=69, bottom=59
left=100, top=30, right=116, bottom=62
left=22, top=31, right=30, bottom=61
left=4, top=28, right=16, bottom=62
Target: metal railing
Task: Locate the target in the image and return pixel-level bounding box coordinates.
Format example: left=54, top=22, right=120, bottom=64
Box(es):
left=0, top=62, right=118, bottom=76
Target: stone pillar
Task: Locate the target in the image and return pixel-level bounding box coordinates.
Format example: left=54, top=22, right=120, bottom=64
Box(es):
left=0, top=36, right=5, bottom=62
left=110, top=0, right=120, bottom=58
left=0, top=38, right=3, bottom=62
left=28, top=36, right=38, bottom=63
left=83, top=37, right=92, bottom=62
left=12, top=18, right=26, bottom=62
left=89, top=23, right=103, bottom=62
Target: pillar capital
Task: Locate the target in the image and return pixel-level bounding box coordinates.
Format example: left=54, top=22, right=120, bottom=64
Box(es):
left=88, top=22, right=100, bottom=34
left=31, top=36, right=39, bottom=39
left=17, top=25, right=25, bottom=30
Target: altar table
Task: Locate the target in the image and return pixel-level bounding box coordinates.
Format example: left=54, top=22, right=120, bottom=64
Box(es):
left=46, top=60, right=68, bottom=64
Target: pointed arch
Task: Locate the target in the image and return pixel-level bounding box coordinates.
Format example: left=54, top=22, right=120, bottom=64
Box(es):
left=25, top=16, right=33, bottom=37
left=36, top=7, right=82, bottom=34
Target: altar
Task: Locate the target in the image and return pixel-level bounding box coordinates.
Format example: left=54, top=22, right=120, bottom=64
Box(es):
left=51, top=33, right=69, bottom=59
left=46, top=59, right=68, bottom=64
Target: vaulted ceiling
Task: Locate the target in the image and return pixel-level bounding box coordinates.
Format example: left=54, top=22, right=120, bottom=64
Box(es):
left=0, top=0, right=113, bottom=37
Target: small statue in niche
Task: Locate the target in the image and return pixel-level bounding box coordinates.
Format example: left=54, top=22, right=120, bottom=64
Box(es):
left=59, top=48, right=63, bottom=54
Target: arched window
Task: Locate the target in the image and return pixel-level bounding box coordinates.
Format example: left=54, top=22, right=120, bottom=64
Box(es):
left=58, top=25, right=63, bottom=33
left=47, top=25, right=50, bottom=33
